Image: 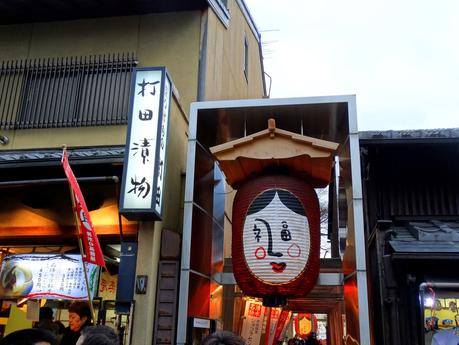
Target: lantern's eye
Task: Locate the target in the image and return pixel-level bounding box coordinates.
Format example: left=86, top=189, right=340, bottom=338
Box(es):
left=281, top=221, right=292, bottom=241
left=281, top=229, right=291, bottom=241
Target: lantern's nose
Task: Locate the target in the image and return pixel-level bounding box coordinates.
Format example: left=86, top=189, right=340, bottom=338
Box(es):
left=255, top=218, right=283, bottom=257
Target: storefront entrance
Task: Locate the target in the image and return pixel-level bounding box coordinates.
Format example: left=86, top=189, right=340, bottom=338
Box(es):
left=0, top=245, right=127, bottom=341
left=178, top=97, right=367, bottom=345
left=0, top=149, right=138, bottom=343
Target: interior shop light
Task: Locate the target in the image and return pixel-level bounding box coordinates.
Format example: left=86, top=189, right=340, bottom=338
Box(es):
left=424, top=297, right=434, bottom=307
left=17, top=297, right=28, bottom=307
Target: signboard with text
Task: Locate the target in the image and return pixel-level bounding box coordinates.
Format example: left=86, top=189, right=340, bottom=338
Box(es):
left=99, top=271, right=117, bottom=300
left=240, top=300, right=265, bottom=345
left=0, top=254, right=99, bottom=300
left=120, top=67, right=172, bottom=220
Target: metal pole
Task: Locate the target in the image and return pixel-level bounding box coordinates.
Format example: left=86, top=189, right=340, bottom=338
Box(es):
left=0, top=176, right=119, bottom=188
left=420, top=282, right=459, bottom=290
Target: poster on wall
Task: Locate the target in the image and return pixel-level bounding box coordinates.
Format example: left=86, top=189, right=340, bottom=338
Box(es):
left=98, top=271, right=117, bottom=301
left=119, top=66, right=172, bottom=220
left=240, top=300, right=265, bottom=345
left=0, top=254, right=99, bottom=300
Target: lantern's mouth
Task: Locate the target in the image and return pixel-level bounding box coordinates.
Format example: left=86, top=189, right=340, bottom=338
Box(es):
left=270, top=262, right=286, bottom=273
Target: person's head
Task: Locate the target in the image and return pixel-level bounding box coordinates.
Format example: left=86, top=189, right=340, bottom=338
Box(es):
left=76, top=325, right=118, bottom=345
left=201, top=331, right=245, bottom=345
left=39, top=307, right=54, bottom=321
left=0, top=328, right=56, bottom=345
left=82, top=334, right=116, bottom=345
left=68, top=301, right=92, bottom=332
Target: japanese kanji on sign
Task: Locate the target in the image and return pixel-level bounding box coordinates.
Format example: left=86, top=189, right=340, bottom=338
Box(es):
left=119, top=67, right=172, bottom=220
left=0, top=254, right=99, bottom=300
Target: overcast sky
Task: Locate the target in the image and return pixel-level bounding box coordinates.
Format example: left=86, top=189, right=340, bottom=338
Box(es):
left=245, top=0, right=459, bottom=131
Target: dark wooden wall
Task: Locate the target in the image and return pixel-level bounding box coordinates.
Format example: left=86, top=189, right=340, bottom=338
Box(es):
left=361, top=141, right=459, bottom=233
left=360, top=138, right=459, bottom=345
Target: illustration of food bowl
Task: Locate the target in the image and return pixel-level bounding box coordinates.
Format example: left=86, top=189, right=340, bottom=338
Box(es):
left=0, top=261, right=34, bottom=297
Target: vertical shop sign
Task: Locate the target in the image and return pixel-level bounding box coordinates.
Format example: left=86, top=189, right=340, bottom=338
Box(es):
left=240, top=300, right=265, bottom=345
left=120, top=67, right=172, bottom=220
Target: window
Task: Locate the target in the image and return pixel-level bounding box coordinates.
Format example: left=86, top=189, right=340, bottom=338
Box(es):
left=0, top=53, right=137, bottom=129
left=243, top=35, right=249, bottom=82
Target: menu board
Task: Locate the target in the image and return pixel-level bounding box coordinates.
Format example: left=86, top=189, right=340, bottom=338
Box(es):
left=0, top=254, right=99, bottom=300
left=240, top=300, right=265, bottom=345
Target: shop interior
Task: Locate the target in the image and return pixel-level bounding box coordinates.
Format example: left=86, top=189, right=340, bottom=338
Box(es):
left=188, top=285, right=340, bottom=345
left=0, top=160, right=136, bottom=342
left=0, top=244, right=126, bottom=341
left=236, top=296, right=331, bottom=345
left=421, top=284, right=459, bottom=345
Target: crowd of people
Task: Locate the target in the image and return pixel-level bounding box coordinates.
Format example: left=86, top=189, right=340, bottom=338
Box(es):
left=200, top=331, right=324, bottom=345
left=0, top=326, right=325, bottom=345
left=285, top=332, right=321, bottom=345
left=0, top=302, right=119, bottom=345
left=0, top=302, right=326, bottom=345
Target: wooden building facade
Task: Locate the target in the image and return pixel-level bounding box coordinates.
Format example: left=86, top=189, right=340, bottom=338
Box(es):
left=360, top=129, right=459, bottom=345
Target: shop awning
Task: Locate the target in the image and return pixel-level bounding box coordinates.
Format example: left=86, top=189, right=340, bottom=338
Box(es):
left=389, top=221, right=459, bottom=259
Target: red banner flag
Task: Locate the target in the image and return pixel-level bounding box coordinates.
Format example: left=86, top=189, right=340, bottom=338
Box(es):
left=272, top=310, right=291, bottom=345
left=61, top=149, right=106, bottom=269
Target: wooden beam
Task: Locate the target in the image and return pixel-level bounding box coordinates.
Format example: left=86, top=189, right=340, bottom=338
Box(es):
left=0, top=224, right=137, bottom=245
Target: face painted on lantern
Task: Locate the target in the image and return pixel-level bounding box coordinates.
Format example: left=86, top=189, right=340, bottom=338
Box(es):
left=243, top=189, right=310, bottom=284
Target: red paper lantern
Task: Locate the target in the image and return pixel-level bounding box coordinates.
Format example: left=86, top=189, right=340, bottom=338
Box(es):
left=294, top=313, right=318, bottom=339
left=232, top=175, right=320, bottom=305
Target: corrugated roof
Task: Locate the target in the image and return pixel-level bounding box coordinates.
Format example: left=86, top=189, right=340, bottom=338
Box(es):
left=359, top=128, right=459, bottom=141
left=389, top=221, right=459, bottom=254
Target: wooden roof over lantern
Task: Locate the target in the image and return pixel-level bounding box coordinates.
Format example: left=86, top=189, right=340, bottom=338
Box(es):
left=210, top=119, right=339, bottom=188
